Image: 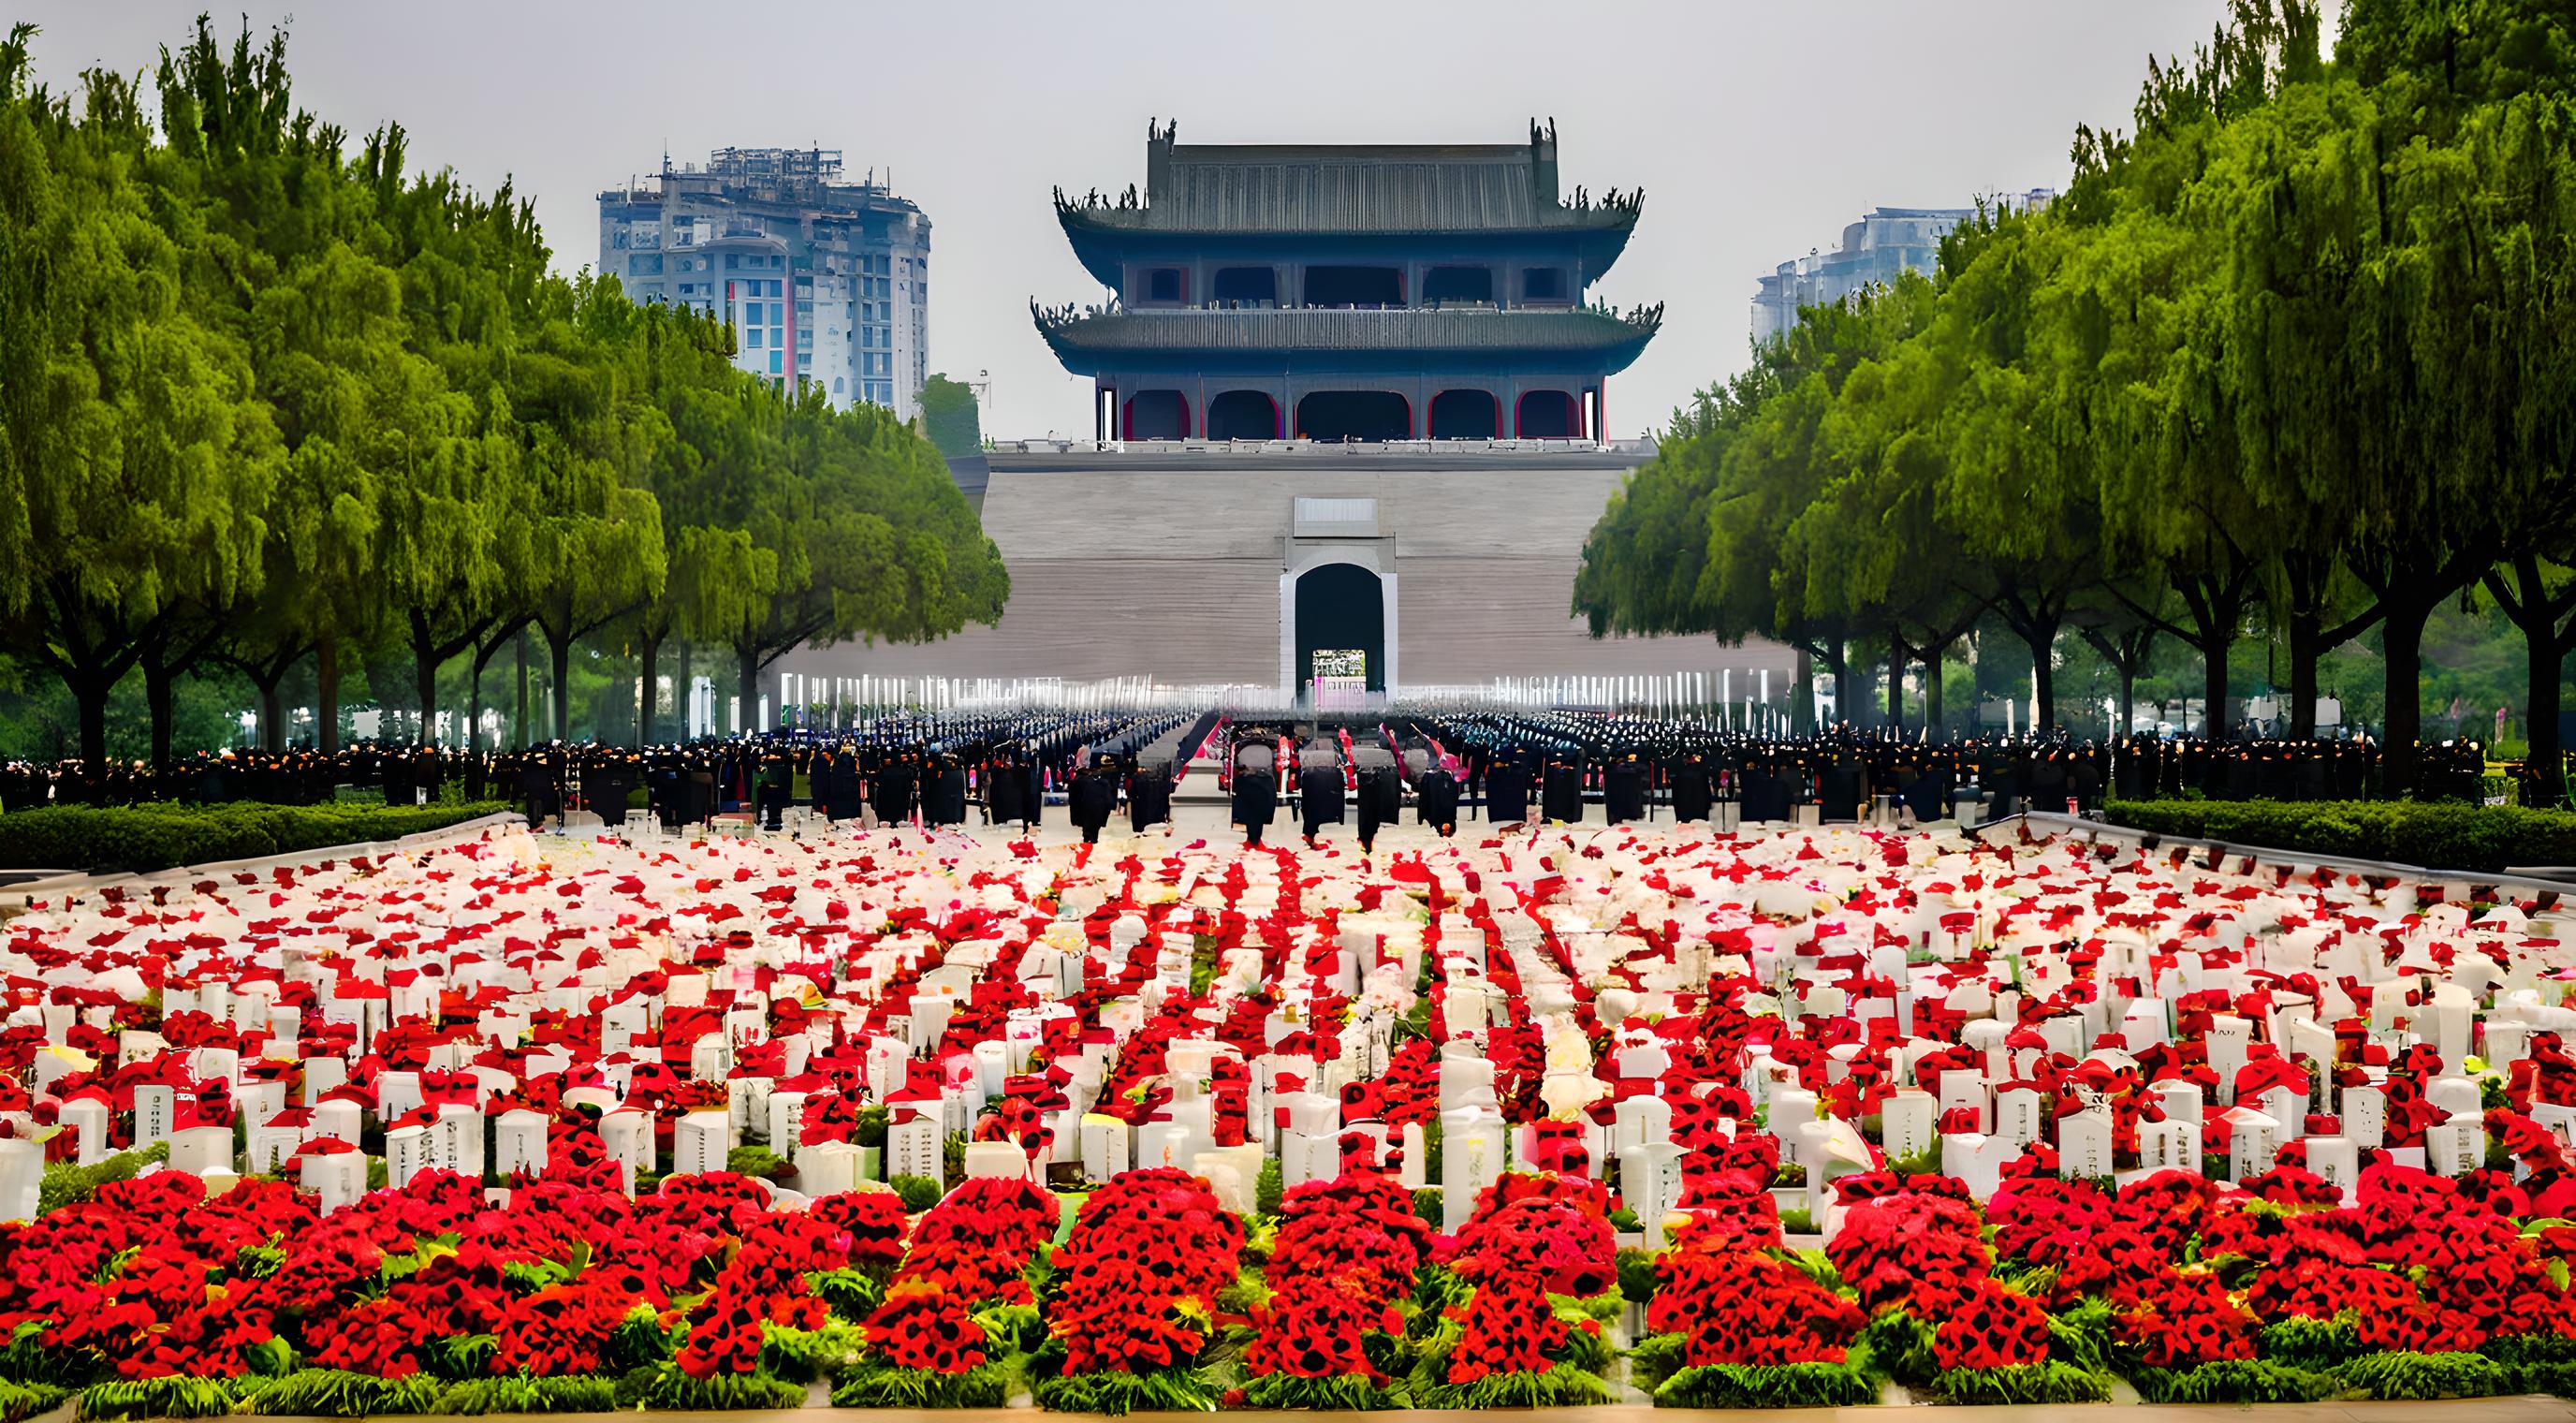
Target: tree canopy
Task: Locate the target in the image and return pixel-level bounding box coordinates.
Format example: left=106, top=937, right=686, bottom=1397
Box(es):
left=1575, top=0, right=2576, bottom=798
left=0, top=18, right=1005, bottom=761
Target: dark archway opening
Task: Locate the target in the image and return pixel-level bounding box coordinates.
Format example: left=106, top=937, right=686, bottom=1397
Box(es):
left=1207, top=389, right=1280, bottom=440
left=1295, top=563, right=1386, bottom=692
left=1212, top=267, right=1277, bottom=304
left=1515, top=389, right=1581, bottom=439
left=1305, top=265, right=1402, bottom=307
left=1124, top=389, right=1190, bottom=440
left=1422, top=266, right=1494, bottom=305
left=1428, top=389, right=1500, bottom=439
left=1297, top=390, right=1411, bottom=443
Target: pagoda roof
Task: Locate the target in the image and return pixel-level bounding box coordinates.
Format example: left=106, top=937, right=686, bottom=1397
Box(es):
left=1032, top=303, right=1661, bottom=374
left=1053, top=120, right=1642, bottom=242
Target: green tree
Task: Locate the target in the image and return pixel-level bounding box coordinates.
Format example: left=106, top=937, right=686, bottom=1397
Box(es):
left=918, top=372, right=984, bottom=462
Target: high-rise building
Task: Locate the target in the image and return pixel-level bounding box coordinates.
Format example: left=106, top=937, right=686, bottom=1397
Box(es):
left=597, top=147, right=930, bottom=419
left=1750, top=192, right=2054, bottom=345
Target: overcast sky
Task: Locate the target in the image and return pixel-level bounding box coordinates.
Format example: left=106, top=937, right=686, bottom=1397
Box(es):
left=16, top=0, right=2246, bottom=439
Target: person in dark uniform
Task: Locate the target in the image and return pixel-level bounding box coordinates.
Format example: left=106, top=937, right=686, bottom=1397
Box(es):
left=871, top=749, right=917, bottom=828
left=1298, top=751, right=1345, bottom=844
left=925, top=751, right=969, bottom=827
left=1126, top=756, right=1172, bottom=834
left=1355, top=759, right=1397, bottom=855
left=1541, top=751, right=1584, bottom=824
left=1604, top=752, right=1647, bottom=825
left=1415, top=758, right=1461, bottom=836
left=756, top=746, right=794, bottom=830
left=1670, top=752, right=1714, bottom=824
left=985, top=745, right=1024, bottom=828
left=1234, top=761, right=1277, bottom=846
left=1486, top=747, right=1530, bottom=824
left=1070, top=753, right=1119, bottom=844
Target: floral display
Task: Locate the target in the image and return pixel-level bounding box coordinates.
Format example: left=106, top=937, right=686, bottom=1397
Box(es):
left=5, top=811, right=2576, bottom=1411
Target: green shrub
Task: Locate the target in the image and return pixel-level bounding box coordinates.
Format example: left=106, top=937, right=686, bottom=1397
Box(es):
left=1412, top=1187, right=1442, bottom=1226
left=76, top=1376, right=237, bottom=1421
left=2103, top=799, right=2576, bottom=874
left=1031, top=1367, right=1219, bottom=1415
left=1617, top=1246, right=1661, bottom=1305
left=891, top=1175, right=944, bottom=1213
left=2129, top=1358, right=2337, bottom=1403
left=761, top=1320, right=868, bottom=1382
left=37, top=1143, right=168, bottom=1216
left=1254, top=1157, right=1283, bottom=1218
left=1654, top=1360, right=1877, bottom=1408
left=830, top=1362, right=1009, bottom=1409
left=241, top=1368, right=444, bottom=1416
left=2334, top=1349, right=2508, bottom=1399
left=431, top=1376, right=617, bottom=1415
left=811, top=1268, right=886, bottom=1323
left=1628, top=1333, right=1689, bottom=1391
left=1854, top=1311, right=1939, bottom=1388
left=726, top=1145, right=791, bottom=1181
left=2260, top=1314, right=2366, bottom=1370
left=0, top=800, right=512, bottom=873
left=1925, top=1362, right=2110, bottom=1404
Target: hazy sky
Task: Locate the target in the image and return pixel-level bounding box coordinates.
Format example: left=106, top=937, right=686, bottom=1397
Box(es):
left=16, top=1, right=2246, bottom=439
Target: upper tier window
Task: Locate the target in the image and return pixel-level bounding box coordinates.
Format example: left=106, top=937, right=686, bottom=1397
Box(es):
left=1422, top=267, right=1493, bottom=305
left=1522, top=267, right=1568, bottom=302
left=1211, top=267, right=1278, bottom=305
left=1305, top=266, right=1402, bottom=307
left=1143, top=268, right=1185, bottom=303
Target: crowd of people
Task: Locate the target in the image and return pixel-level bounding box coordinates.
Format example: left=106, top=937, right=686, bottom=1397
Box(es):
left=0, top=712, right=2504, bottom=837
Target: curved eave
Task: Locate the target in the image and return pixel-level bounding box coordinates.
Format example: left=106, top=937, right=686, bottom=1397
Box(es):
left=1032, top=309, right=1660, bottom=377
left=1055, top=206, right=1644, bottom=282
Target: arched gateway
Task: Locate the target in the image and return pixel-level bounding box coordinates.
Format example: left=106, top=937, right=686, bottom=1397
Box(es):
left=1293, top=563, right=1386, bottom=693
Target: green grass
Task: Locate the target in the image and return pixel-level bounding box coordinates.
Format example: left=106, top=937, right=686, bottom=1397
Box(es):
left=1925, top=1362, right=2111, bottom=1405
left=830, top=1362, right=1010, bottom=1409
left=1031, top=1367, right=1220, bottom=1415
left=2129, top=1358, right=2338, bottom=1403
left=0, top=1379, right=68, bottom=1423
left=0, top=800, right=512, bottom=873
left=636, top=1365, right=806, bottom=1410
left=430, top=1376, right=618, bottom=1415
left=37, top=1143, right=167, bottom=1217
left=1406, top=1365, right=1615, bottom=1410
left=76, top=1377, right=237, bottom=1421
left=1628, top=1332, right=1689, bottom=1391
left=2334, top=1350, right=2508, bottom=1400
left=1655, top=1361, right=1877, bottom=1408
left=1235, top=1372, right=1409, bottom=1410
left=240, top=1369, right=444, bottom=1416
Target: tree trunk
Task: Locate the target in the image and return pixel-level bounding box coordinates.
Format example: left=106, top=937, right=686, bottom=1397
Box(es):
left=74, top=668, right=110, bottom=768
left=1821, top=637, right=1850, bottom=730
left=549, top=629, right=576, bottom=743
left=1883, top=635, right=1906, bottom=729
left=636, top=627, right=661, bottom=747
left=739, top=645, right=763, bottom=735
left=142, top=650, right=177, bottom=773
left=2287, top=609, right=2320, bottom=741
left=515, top=629, right=531, bottom=749
left=2380, top=594, right=2434, bottom=798
left=412, top=609, right=442, bottom=748
left=675, top=640, right=694, bottom=740
left=256, top=676, right=286, bottom=755
left=2531, top=634, right=2567, bottom=808
left=1922, top=649, right=1944, bottom=733
left=2027, top=627, right=2057, bottom=734
left=2201, top=627, right=2232, bottom=746
left=317, top=636, right=343, bottom=756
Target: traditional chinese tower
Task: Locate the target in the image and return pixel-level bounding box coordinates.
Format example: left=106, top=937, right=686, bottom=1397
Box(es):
left=1036, top=119, right=1660, bottom=444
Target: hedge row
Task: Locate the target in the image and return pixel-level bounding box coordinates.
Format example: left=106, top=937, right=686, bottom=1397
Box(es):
left=2101, top=799, right=2576, bottom=874
left=0, top=801, right=513, bottom=873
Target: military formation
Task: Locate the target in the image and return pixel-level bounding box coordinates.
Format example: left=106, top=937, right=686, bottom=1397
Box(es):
left=1, top=712, right=2499, bottom=836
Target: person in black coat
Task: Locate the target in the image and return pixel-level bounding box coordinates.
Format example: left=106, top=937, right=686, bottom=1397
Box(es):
left=1670, top=753, right=1714, bottom=823
left=1127, top=758, right=1172, bottom=833
left=871, top=751, right=918, bottom=828
left=1070, top=754, right=1119, bottom=844
left=925, top=753, right=969, bottom=826
left=1486, top=749, right=1530, bottom=824
left=756, top=748, right=794, bottom=830
left=1298, top=757, right=1345, bottom=844
left=1355, top=762, right=1396, bottom=854
left=985, top=747, right=1025, bottom=827
left=1233, top=766, right=1277, bottom=846
left=1604, top=753, right=1647, bottom=824
left=822, top=749, right=866, bottom=824
left=1541, top=752, right=1584, bottom=824
left=1415, top=762, right=1460, bottom=836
